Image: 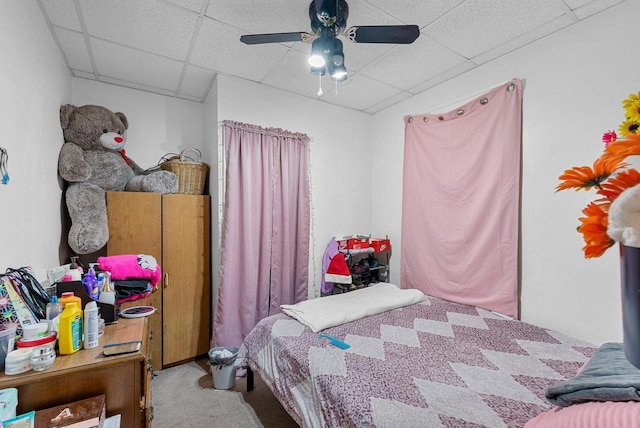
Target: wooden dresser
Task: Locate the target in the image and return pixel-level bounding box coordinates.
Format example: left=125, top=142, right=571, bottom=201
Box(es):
left=0, top=300, right=153, bottom=427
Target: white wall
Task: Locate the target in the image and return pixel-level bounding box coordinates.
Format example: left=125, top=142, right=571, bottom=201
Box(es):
left=70, top=79, right=204, bottom=171
left=0, top=1, right=71, bottom=276
left=213, top=75, right=372, bottom=298
left=372, top=0, right=640, bottom=345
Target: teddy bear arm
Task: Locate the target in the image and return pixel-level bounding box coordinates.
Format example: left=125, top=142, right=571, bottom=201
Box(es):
left=58, top=142, right=91, bottom=182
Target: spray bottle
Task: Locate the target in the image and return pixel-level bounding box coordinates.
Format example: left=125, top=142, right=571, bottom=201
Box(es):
left=83, top=301, right=99, bottom=349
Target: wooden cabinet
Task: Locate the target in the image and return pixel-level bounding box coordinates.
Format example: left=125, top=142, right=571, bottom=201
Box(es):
left=0, top=301, right=152, bottom=427
left=106, top=192, right=211, bottom=369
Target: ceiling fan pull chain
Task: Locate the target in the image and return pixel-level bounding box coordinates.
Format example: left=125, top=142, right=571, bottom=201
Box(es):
left=317, top=74, right=324, bottom=96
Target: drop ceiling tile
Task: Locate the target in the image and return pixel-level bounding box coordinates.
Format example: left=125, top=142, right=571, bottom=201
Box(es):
left=190, top=17, right=289, bottom=82
left=54, top=27, right=93, bottom=72
left=91, top=38, right=184, bottom=92
left=180, top=65, right=216, bottom=98
left=364, top=0, right=464, bottom=27
left=79, top=0, right=198, bottom=60
left=165, top=0, right=204, bottom=13
left=424, top=0, right=568, bottom=58
left=573, top=0, right=626, bottom=19
left=563, top=0, right=602, bottom=9
left=359, top=36, right=468, bottom=91
left=343, top=0, right=403, bottom=26
left=408, top=61, right=477, bottom=94
left=319, top=73, right=403, bottom=111
left=39, top=0, right=82, bottom=31
left=261, top=50, right=325, bottom=98
left=471, top=14, right=575, bottom=65
left=206, top=0, right=312, bottom=34
left=364, top=91, right=413, bottom=114
left=99, top=76, right=176, bottom=97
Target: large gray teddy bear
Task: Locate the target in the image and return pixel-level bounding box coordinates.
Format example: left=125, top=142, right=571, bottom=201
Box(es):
left=58, top=104, right=178, bottom=254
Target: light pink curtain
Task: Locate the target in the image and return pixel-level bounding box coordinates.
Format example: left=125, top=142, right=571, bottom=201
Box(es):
left=401, top=79, right=522, bottom=318
left=214, top=121, right=310, bottom=347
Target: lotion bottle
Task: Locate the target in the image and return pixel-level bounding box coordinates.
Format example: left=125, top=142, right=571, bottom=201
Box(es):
left=98, top=271, right=116, bottom=306
left=83, top=301, right=99, bottom=349
left=59, top=301, right=83, bottom=354
left=67, top=256, right=82, bottom=281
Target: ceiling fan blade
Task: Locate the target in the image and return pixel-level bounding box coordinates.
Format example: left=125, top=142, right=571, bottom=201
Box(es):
left=345, top=25, right=420, bottom=44
left=240, top=32, right=315, bottom=45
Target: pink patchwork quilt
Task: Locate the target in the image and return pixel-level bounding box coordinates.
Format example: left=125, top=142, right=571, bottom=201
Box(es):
left=241, top=296, right=596, bottom=428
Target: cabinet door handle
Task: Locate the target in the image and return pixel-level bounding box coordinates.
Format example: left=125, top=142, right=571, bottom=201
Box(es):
left=164, top=272, right=169, bottom=288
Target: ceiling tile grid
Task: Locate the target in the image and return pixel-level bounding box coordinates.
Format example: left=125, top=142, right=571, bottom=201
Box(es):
left=36, top=0, right=628, bottom=112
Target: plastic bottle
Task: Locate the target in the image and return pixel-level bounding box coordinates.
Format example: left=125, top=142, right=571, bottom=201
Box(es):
left=83, top=301, right=99, bottom=350
left=45, top=296, right=63, bottom=333
left=59, top=292, right=82, bottom=310
left=58, top=302, right=83, bottom=354
left=97, top=271, right=116, bottom=306
left=67, top=256, right=82, bottom=281
left=83, top=266, right=99, bottom=300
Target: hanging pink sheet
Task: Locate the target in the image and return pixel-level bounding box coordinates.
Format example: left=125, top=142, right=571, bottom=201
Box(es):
left=401, top=79, right=522, bottom=318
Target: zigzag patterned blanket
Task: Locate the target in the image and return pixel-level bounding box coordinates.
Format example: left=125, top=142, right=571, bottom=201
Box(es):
left=241, top=296, right=596, bottom=428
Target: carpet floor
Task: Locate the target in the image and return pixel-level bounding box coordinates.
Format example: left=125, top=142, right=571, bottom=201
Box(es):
left=152, top=358, right=299, bottom=427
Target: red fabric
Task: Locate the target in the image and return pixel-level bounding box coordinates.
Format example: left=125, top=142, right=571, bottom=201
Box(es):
left=401, top=79, right=522, bottom=318
left=325, top=253, right=352, bottom=284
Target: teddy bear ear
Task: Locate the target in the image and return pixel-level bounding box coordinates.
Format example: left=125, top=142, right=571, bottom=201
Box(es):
left=59, top=104, right=77, bottom=130
left=115, top=112, right=129, bottom=130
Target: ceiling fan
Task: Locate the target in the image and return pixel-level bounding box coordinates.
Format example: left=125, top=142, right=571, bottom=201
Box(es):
left=240, top=0, right=420, bottom=83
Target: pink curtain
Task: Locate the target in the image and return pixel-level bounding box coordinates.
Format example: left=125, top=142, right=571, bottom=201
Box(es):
left=401, top=79, right=522, bottom=318
left=214, top=121, right=310, bottom=347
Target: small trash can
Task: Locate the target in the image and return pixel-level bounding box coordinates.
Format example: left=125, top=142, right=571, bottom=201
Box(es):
left=208, top=347, right=239, bottom=390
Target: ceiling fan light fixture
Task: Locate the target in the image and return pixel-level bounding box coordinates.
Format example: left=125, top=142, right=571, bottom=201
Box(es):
left=308, top=38, right=327, bottom=67
left=310, top=65, right=326, bottom=76
left=330, top=38, right=344, bottom=66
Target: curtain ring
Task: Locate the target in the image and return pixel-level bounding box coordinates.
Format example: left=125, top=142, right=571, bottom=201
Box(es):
left=507, top=82, right=515, bottom=92
left=408, top=117, right=413, bottom=123
left=456, top=109, right=464, bottom=116
left=480, top=97, right=488, bottom=105
left=423, top=117, right=428, bottom=123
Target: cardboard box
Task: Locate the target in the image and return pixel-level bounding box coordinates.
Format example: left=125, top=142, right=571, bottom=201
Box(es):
left=34, top=395, right=105, bottom=428
left=369, top=238, right=391, bottom=252
left=337, top=236, right=370, bottom=251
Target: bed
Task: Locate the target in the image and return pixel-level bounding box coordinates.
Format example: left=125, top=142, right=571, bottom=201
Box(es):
left=240, top=283, right=601, bottom=427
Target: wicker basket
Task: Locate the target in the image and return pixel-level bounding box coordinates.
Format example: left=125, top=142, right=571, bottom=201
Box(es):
left=161, top=148, right=209, bottom=195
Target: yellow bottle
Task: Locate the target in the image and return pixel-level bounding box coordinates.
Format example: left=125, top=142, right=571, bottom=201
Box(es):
left=58, top=302, right=83, bottom=354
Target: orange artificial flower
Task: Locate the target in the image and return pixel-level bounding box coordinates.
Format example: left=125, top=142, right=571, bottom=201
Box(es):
left=597, top=169, right=640, bottom=203
left=578, top=202, right=614, bottom=258
left=558, top=91, right=640, bottom=258
left=556, top=156, right=627, bottom=192
left=602, top=133, right=640, bottom=161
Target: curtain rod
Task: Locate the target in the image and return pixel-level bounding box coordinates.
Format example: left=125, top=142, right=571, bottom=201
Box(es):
left=218, top=120, right=312, bottom=142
